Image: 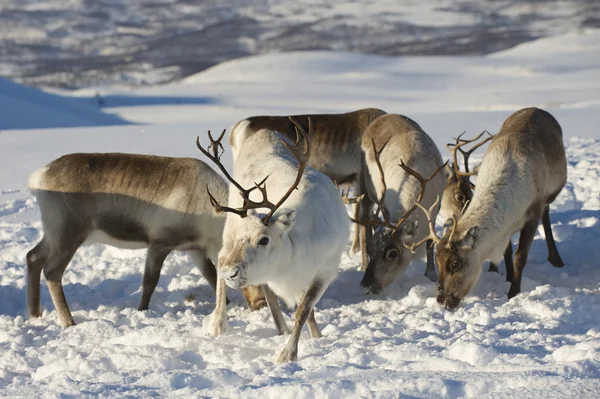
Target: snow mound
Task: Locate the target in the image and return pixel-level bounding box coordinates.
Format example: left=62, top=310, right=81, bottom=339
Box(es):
left=0, top=79, right=129, bottom=130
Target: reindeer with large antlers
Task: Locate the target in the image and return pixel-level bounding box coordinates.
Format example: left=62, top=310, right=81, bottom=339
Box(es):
left=413, top=107, right=566, bottom=309
left=356, top=114, right=446, bottom=295
left=229, top=109, right=386, bottom=277
left=199, top=118, right=350, bottom=363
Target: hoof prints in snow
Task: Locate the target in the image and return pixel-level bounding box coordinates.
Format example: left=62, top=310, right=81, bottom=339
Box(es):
left=0, top=140, right=599, bottom=397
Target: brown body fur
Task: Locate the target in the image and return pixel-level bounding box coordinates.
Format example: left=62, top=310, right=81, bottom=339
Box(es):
left=27, top=153, right=228, bottom=326
left=434, top=107, right=566, bottom=309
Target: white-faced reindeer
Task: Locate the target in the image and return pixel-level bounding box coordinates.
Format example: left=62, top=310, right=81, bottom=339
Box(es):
left=414, top=107, right=566, bottom=309
left=356, top=114, right=446, bottom=295
left=199, top=118, right=350, bottom=363
left=229, top=108, right=386, bottom=269
left=26, top=153, right=228, bottom=326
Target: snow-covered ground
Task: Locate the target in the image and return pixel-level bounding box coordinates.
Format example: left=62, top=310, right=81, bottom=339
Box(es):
left=1, top=29, right=600, bottom=397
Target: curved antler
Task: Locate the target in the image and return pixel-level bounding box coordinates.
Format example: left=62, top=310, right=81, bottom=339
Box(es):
left=404, top=195, right=442, bottom=253
left=197, top=117, right=312, bottom=225
left=351, top=136, right=447, bottom=234
left=261, top=117, right=312, bottom=225
left=447, top=131, right=494, bottom=185
left=336, top=182, right=364, bottom=205
left=197, top=131, right=270, bottom=217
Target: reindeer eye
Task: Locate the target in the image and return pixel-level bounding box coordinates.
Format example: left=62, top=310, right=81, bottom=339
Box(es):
left=258, top=236, right=269, bottom=246
left=385, top=249, right=399, bottom=260
left=455, top=194, right=464, bottom=203
left=449, top=260, right=462, bottom=273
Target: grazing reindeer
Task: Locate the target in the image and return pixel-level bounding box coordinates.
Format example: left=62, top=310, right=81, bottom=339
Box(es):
left=199, top=118, right=349, bottom=362
left=229, top=108, right=386, bottom=272
left=26, top=153, right=228, bottom=327
left=357, top=114, right=446, bottom=295
left=414, top=107, right=566, bottom=309
left=441, top=132, right=508, bottom=273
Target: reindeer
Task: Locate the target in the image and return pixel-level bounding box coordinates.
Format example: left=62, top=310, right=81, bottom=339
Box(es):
left=355, top=114, right=446, bottom=295
left=199, top=118, right=350, bottom=362
left=229, top=108, right=386, bottom=271
left=444, top=128, right=566, bottom=276
left=26, top=153, right=228, bottom=327
left=413, top=107, right=566, bottom=309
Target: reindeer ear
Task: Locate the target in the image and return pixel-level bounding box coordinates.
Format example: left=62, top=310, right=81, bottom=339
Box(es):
left=274, top=209, right=296, bottom=230
left=459, top=225, right=479, bottom=249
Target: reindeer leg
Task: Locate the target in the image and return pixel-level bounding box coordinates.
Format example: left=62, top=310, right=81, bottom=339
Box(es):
left=44, top=237, right=84, bottom=327
left=488, top=240, right=512, bottom=275
left=504, top=240, right=514, bottom=283
left=542, top=206, right=564, bottom=267
left=208, top=277, right=228, bottom=336
left=262, top=284, right=290, bottom=335
left=350, top=202, right=361, bottom=255
left=508, top=218, right=539, bottom=299
left=27, top=236, right=50, bottom=319
left=359, top=167, right=374, bottom=270
left=138, top=243, right=172, bottom=311
left=307, top=309, right=322, bottom=338
left=424, top=239, right=437, bottom=281
left=277, top=279, right=326, bottom=363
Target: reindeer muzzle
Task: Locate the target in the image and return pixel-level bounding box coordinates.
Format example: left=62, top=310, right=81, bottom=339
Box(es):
left=220, top=265, right=246, bottom=289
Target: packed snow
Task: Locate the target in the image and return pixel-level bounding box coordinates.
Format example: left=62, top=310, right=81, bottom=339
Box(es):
left=1, top=29, right=600, bottom=397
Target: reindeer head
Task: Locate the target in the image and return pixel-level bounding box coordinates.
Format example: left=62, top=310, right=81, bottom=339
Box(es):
left=435, top=220, right=481, bottom=309
left=440, top=163, right=473, bottom=220
left=439, top=131, right=492, bottom=221
left=197, top=117, right=311, bottom=289
left=218, top=208, right=296, bottom=288
left=357, top=139, right=446, bottom=295
left=360, top=219, right=419, bottom=295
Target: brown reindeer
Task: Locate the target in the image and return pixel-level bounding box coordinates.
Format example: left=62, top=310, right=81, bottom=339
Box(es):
left=354, top=114, right=446, bottom=294
left=413, top=107, right=566, bottom=309
left=27, top=153, right=228, bottom=326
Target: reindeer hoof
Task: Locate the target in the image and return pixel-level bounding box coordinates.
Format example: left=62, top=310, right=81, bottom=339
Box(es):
left=59, top=316, right=76, bottom=328
left=507, top=287, right=520, bottom=300
left=276, top=348, right=297, bottom=363
left=548, top=254, right=564, bottom=268
left=206, top=311, right=228, bottom=337
left=425, top=269, right=437, bottom=282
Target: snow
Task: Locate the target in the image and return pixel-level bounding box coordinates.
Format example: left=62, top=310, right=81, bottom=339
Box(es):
left=1, top=28, right=600, bottom=397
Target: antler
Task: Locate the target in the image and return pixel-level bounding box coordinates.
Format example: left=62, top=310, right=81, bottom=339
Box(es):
left=336, top=182, right=364, bottom=205
left=447, top=131, right=494, bottom=183
left=404, top=195, right=442, bottom=253
left=261, top=116, right=312, bottom=225
left=196, top=117, right=311, bottom=226
left=352, top=137, right=447, bottom=233
left=196, top=130, right=269, bottom=217
left=392, top=159, right=448, bottom=233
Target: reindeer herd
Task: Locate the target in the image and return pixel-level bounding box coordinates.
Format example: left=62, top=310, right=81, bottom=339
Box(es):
left=26, top=106, right=566, bottom=362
